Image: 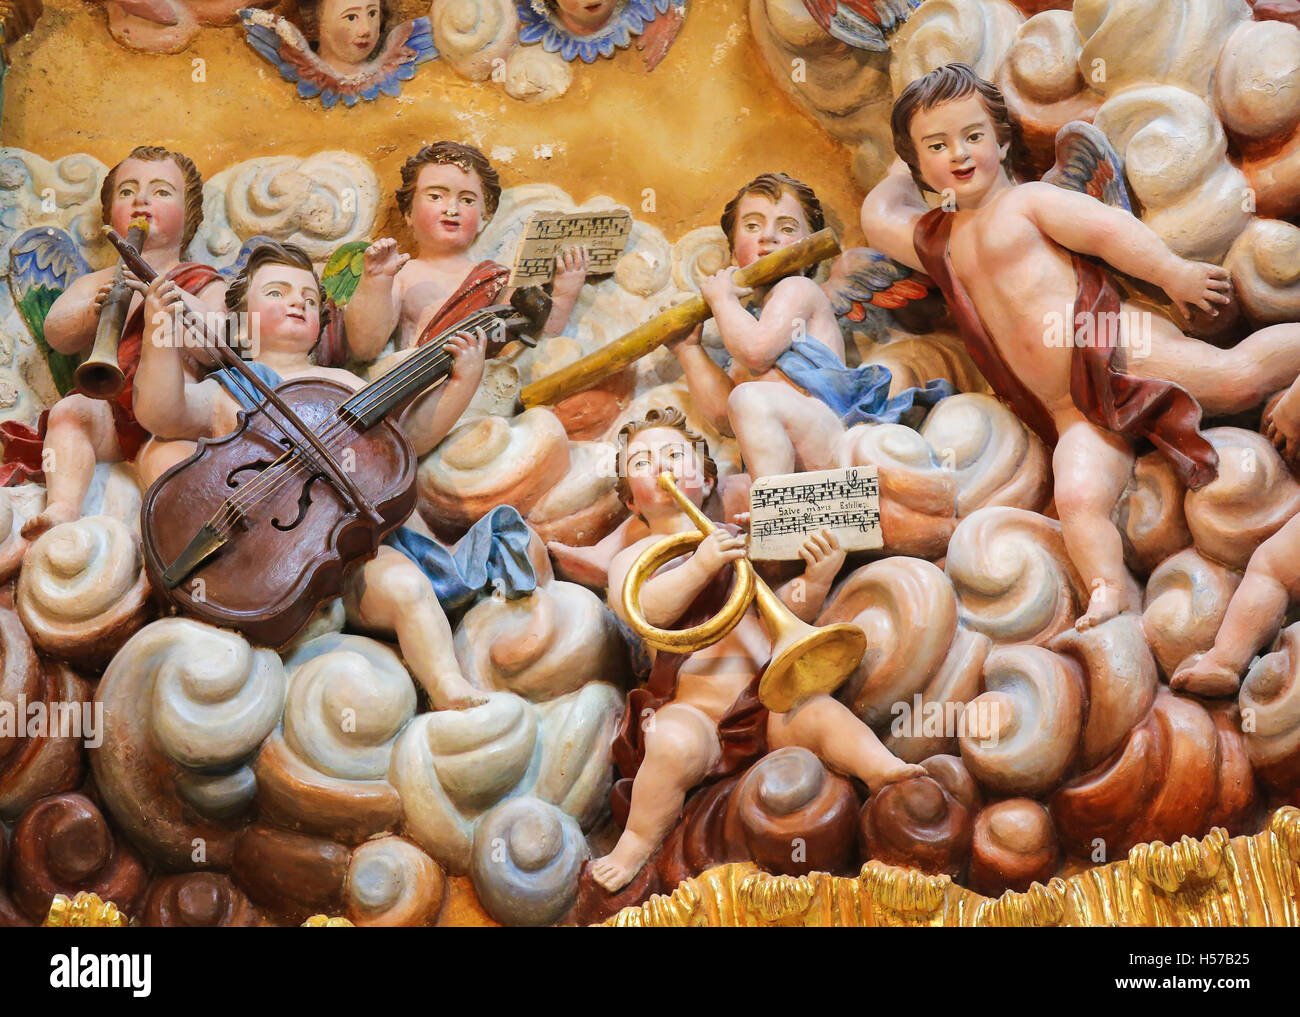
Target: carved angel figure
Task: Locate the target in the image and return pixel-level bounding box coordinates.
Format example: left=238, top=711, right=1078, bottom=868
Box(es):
left=239, top=1, right=438, bottom=109
left=516, top=0, right=686, bottom=69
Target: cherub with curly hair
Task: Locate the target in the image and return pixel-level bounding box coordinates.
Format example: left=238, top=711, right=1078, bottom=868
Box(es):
left=591, top=407, right=923, bottom=892
left=862, top=62, right=1300, bottom=632
left=344, top=141, right=587, bottom=360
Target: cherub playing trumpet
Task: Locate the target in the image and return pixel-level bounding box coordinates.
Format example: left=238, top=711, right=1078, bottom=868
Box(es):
left=590, top=407, right=923, bottom=893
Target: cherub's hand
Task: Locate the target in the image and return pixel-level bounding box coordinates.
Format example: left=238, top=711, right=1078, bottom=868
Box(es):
left=142, top=278, right=184, bottom=348
left=664, top=322, right=704, bottom=352
left=1162, top=259, right=1232, bottom=319
left=1264, top=388, right=1300, bottom=464
left=701, top=266, right=752, bottom=309
left=799, top=529, right=845, bottom=585
left=552, top=245, right=588, bottom=299
left=363, top=237, right=410, bottom=279
left=445, top=326, right=487, bottom=387
left=690, top=529, right=747, bottom=579
left=91, top=278, right=119, bottom=312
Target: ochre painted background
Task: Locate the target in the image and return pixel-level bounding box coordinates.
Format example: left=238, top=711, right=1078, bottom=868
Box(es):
left=2, top=0, right=866, bottom=248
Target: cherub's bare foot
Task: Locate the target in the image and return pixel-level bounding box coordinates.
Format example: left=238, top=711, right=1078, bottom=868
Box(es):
left=428, top=673, right=489, bottom=711
left=20, top=501, right=78, bottom=541
left=1170, top=651, right=1243, bottom=698
left=863, top=759, right=927, bottom=795
left=1075, top=582, right=1124, bottom=632
left=590, top=832, right=656, bottom=893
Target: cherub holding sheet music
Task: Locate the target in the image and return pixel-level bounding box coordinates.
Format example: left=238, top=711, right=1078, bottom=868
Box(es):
left=344, top=141, right=587, bottom=358
left=590, top=407, right=924, bottom=892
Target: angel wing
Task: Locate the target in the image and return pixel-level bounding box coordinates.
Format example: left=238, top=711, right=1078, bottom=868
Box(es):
left=321, top=240, right=369, bottom=307
left=801, top=0, right=920, bottom=52
left=216, top=234, right=277, bottom=281
left=239, top=9, right=437, bottom=108
left=7, top=227, right=91, bottom=396
left=822, top=247, right=935, bottom=322
left=1042, top=120, right=1132, bottom=213
left=314, top=240, right=371, bottom=367
left=636, top=0, right=687, bottom=71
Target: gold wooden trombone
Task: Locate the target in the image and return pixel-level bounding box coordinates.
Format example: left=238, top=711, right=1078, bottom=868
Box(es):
left=621, top=471, right=867, bottom=713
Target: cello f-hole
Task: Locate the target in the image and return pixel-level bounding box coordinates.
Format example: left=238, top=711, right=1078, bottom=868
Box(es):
left=271, top=472, right=326, bottom=531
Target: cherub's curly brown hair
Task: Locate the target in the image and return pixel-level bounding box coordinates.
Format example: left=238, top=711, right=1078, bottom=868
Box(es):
left=395, top=142, right=502, bottom=221
left=99, top=145, right=205, bottom=253
left=614, top=406, right=718, bottom=512
left=890, top=62, right=1034, bottom=194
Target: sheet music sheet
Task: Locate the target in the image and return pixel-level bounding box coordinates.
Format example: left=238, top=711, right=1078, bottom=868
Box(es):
left=748, top=466, right=883, bottom=561
left=508, top=208, right=634, bottom=287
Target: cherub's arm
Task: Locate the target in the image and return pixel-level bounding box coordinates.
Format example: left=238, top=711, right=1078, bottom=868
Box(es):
left=607, top=529, right=746, bottom=628
left=703, top=271, right=824, bottom=375
left=860, top=158, right=929, bottom=273
left=132, top=277, right=220, bottom=440
left=1022, top=182, right=1233, bottom=317
left=344, top=239, right=407, bottom=361
left=668, top=324, right=734, bottom=436
left=43, top=272, right=116, bottom=355
left=775, top=529, right=845, bottom=623
left=397, top=326, right=486, bottom=457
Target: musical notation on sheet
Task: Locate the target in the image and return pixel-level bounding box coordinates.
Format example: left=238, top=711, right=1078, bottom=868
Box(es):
left=748, top=466, right=883, bottom=560
left=508, top=208, right=634, bottom=286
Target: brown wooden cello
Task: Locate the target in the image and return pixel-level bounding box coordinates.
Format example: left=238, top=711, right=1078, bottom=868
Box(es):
left=107, top=228, right=534, bottom=648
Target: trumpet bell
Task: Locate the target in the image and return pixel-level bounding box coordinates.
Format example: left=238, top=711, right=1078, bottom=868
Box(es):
left=762, top=620, right=867, bottom=714
left=74, top=359, right=127, bottom=400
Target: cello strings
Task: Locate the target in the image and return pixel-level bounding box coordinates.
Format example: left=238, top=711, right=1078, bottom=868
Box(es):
left=210, top=308, right=496, bottom=525
left=189, top=308, right=498, bottom=535
left=207, top=341, right=457, bottom=532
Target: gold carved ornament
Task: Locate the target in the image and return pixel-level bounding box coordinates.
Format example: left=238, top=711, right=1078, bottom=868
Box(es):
left=603, top=806, right=1300, bottom=927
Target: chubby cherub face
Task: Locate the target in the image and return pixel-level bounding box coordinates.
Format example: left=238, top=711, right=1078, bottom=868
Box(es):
left=553, top=0, right=618, bottom=33
left=908, top=92, right=1010, bottom=208
left=729, top=191, right=812, bottom=270
left=624, top=426, right=711, bottom=517
left=404, top=162, right=486, bottom=255
left=108, top=157, right=187, bottom=254
left=317, top=0, right=382, bottom=69
left=245, top=263, right=321, bottom=355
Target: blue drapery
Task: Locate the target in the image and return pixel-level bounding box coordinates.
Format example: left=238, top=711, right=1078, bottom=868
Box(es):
left=775, top=339, right=955, bottom=428
left=385, top=506, right=537, bottom=612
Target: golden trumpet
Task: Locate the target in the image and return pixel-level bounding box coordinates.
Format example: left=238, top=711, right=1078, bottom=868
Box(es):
left=75, top=214, right=150, bottom=400
left=621, top=471, right=867, bottom=713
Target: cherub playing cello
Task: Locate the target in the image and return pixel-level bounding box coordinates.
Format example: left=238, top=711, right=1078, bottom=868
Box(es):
left=133, top=239, right=536, bottom=709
